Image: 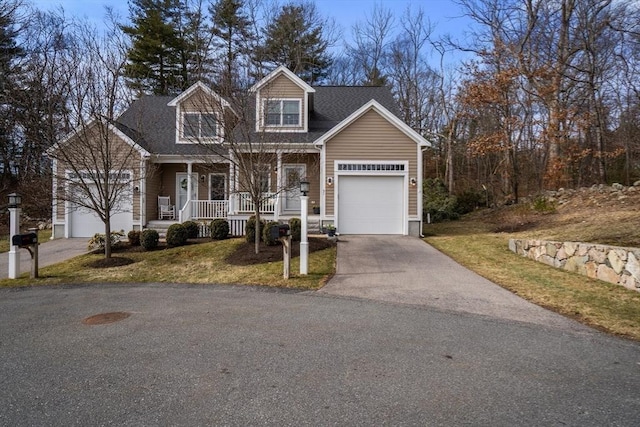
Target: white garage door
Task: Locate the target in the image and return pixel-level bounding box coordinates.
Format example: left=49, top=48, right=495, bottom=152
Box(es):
left=338, top=175, right=404, bottom=234
left=69, top=195, right=133, bottom=238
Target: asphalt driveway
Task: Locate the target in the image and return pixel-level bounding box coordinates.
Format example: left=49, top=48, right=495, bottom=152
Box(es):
left=0, top=237, right=88, bottom=279
left=319, top=235, right=585, bottom=330
left=1, top=235, right=639, bottom=425
left=1, top=284, right=639, bottom=426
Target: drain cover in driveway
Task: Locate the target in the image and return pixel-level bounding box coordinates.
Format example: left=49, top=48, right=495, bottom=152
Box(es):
left=82, top=312, right=130, bottom=325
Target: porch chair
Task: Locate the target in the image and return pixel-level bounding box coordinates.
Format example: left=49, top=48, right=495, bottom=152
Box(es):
left=158, top=195, right=175, bottom=220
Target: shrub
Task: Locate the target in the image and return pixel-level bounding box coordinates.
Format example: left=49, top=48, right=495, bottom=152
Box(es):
left=182, top=220, right=200, bottom=239
left=245, top=215, right=265, bottom=243
left=531, top=194, right=557, bottom=213
left=166, top=223, right=188, bottom=247
left=87, top=230, right=125, bottom=251
left=127, top=230, right=141, bottom=246
left=140, top=229, right=159, bottom=250
left=289, top=217, right=301, bottom=241
left=210, top=218, right=230, bottom=240
left=456, top=189, right=484, bottom=215
left=423, top=178, right=459, bottom=223
left=263, top=221, right=280, bottom=246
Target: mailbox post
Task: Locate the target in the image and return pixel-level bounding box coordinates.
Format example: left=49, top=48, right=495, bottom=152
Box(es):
left=270, top=224, right=291, bottom=279
left=11, top=232, right=39, bottom=279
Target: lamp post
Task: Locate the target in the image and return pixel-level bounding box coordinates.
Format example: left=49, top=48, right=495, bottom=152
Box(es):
left=8, top=193, right=22, bottom=279
left=299, top=179, right=309, bottom=275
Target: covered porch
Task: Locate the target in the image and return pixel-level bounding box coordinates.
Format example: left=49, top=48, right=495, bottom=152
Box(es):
left=148, top=152, right=320, bottom=224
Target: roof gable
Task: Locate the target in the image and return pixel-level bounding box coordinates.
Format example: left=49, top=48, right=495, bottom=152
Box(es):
left=167, top=81, right=231, bottom=109
left=250, top=65, right=315, bottom=94
left=47, top=118, right=150, bottom=158
left=313, top=100, right=431, bottom=148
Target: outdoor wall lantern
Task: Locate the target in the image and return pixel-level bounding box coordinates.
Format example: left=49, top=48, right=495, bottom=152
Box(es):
left=410, top=177, right=417, bottom=187
left=300, top=179, right=310, bottom=196
left=326, top=176, right=333, bottom=186
left=8, top=193, right=21, bottom=209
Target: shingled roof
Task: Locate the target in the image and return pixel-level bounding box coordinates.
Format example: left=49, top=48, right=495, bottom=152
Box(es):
left=115, top=84, right=400, bottom=155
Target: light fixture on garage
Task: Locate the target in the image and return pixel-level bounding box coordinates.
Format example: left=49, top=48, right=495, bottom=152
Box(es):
left=326, top=176, right=333, bottom=186
left=410, top=177, right=417, bottom=187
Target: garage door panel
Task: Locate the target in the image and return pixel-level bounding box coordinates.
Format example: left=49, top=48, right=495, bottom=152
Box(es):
left=338, top=176, right=403, bottom=234
left=69, top=187, right=133, bottom=237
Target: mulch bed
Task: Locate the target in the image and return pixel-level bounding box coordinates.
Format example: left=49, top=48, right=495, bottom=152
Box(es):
left=225, top=236, right=336, bottom=266
left=85, top=237, right=335, bottom=268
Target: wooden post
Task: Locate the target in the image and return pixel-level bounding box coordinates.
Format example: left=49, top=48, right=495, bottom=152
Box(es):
left=28, top=228, right=38, bottom=279
left=282, top=235, right=291, bottom=279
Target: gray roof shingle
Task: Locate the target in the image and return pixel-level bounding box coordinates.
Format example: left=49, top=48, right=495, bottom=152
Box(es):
left=116, top=85, right=400, bottom=155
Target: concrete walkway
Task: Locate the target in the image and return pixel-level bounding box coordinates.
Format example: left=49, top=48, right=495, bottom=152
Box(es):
left=318, top=235, right=587, bottom=330
left=0, top=237, right=88, bottom=279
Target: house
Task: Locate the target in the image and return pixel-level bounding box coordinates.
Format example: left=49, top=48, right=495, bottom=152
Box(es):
left=49, top=66, right=430, bottom=238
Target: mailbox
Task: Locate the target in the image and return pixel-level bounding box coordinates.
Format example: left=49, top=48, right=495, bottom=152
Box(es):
left=12, top=232, right=38, bottom=247
left=270, top=224, right=290, bottom=240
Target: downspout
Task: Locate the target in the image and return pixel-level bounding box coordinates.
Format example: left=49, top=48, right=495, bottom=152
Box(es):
left=419, top=145, right=428, bottom=237
left=139, top=155, right=148, bottom=229
left=316, top=142, right=324, bottom=224
left=51, top=159, right=58, bottom=239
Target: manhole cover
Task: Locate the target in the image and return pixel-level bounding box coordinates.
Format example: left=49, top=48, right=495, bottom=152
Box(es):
left=82, top=312, right=131, bottom=325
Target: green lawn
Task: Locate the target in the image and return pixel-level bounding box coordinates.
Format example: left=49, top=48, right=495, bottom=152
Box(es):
left=424, top=221, right=640, bottom=341
left=0, top=238, right=336, bottom=290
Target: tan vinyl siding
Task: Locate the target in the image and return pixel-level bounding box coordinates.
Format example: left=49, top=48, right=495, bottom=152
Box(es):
left=53, top=124, right=142, bottom=222
left=259, top=74, right=305, bottom=131
left=145, top=163, right=161, bottom=222
left=325, top=110, right=418, bottom=216
left=282, top=153, right=321, bottom=208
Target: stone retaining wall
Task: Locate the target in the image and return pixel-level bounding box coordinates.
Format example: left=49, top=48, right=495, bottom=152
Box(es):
left=508, top=239, right=640, bottom=292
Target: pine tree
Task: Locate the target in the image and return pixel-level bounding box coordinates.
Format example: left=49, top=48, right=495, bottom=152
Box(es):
left=0, top=1, right=23, bottom=186
left=258, top=2, right=332, bottom=85
left=210, top=0, right=252, bottom=94
left=122, top=0, right=188, bottom=95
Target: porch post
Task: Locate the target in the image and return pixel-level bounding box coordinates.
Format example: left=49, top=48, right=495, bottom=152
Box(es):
left=186, top=162, right=193, bottom=203
left=228, top=156, right=236, bottom=214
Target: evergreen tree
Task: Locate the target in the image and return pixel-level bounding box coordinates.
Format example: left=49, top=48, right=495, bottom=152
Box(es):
left=0, top=1, right=23, bottom=186
left=210, top=0, right=252, bottom=94
left=258, top=2, right=332, bottom=84
left=122, top=0, right=188, bottom=95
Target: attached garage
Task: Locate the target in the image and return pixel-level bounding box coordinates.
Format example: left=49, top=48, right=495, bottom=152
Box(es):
left=68, top=203, right=132, bottom=238
left=337, top=175, right=404, bottom=234
left=67, top=183, right=134, bottom=237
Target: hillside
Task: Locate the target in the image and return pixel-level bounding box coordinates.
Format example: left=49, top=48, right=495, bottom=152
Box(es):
left=475, top=183, right=640, bottom=248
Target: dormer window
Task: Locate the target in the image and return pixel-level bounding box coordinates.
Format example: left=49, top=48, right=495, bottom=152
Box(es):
left=182, top=112, right=218, bottom=140
left=264, top=99, right=301, bottom=127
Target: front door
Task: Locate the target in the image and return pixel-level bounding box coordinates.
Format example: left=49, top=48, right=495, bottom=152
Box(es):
left=176, top=172, right=198, bottom=211
left=283, top=164, right=306, bottom=211
left=209, top=174, right=227, bottom=200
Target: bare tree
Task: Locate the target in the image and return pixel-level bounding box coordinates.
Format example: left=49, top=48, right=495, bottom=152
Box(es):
left=174, top=79, right=318, bottom=254
left=48, top=17, right=148, bottom=258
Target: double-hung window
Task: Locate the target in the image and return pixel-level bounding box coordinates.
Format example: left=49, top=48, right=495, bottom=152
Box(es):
left=265, top=100, right=300, bottom=127
left=182, top=112, right=218, bottom=140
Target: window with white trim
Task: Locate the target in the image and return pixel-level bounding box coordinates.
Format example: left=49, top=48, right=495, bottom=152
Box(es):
left=182, top=112, right=218, bottom=140
left=264, top=99, right=301, bottom=127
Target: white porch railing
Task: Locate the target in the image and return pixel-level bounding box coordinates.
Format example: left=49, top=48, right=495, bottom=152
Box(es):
left=177, top=194, right=276, bottom=221
left=237, top=192, right=276, bottom=213
left=192, top=200, right=229, bottom=219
